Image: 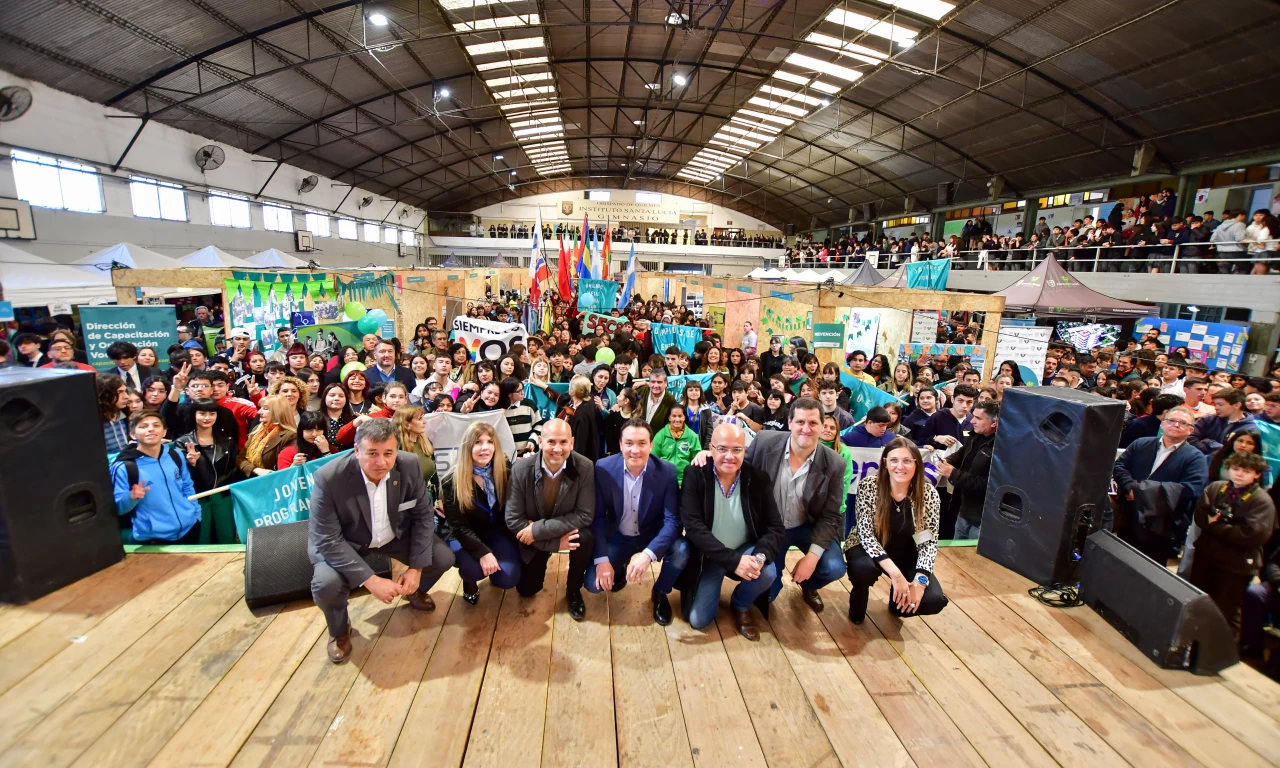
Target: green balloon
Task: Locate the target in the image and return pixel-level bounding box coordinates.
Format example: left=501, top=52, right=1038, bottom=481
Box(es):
left=356, top=314, right=380, bottom=334
left=344, top=301, right=367, bottom=320
left=594, top=347, right=615, bottom=365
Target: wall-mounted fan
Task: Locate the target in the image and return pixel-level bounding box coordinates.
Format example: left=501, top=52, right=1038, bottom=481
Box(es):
left=0, top=86, right=32, bottom=122
left=298, top=175, right=319, bottom=194
left=357, top=196, right=374, bottom=209
left=195, top=144, right=225, bottom=171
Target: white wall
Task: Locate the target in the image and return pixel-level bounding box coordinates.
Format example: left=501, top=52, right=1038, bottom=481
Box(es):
left=0, top=69, right=423, bottom=267
left=468, top=189, right=781, bottom=233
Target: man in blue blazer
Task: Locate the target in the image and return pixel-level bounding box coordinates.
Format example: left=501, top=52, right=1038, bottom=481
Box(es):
left=586, top=417, right=684, bottom=625
left=1112, top=405, right=1209, bottom=564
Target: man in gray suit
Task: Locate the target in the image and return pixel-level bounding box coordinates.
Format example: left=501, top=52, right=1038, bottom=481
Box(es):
left=745, top=397, right=848, bottom=613
left=309, top=418, right=454, bottom=664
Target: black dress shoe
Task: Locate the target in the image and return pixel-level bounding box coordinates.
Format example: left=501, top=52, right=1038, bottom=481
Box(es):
left=848, top=586, right=869, bottom=625
left=462, top=581, right=479, bottom=606
left=567, top=589, right=586, bottom=621
left=652, top=588, right=673, bottom=626
left=802, top=588, right=825, bottom=613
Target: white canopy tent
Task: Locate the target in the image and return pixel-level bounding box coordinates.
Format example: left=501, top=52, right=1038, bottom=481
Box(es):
left=0, top=241, right=116, bottom=307
left=181, top=245, right=255, bottom=268
left=744, top=267, right=849, bottom=283
left=71, top=242, right=188, bottom=274
left=248, top=248, right=309, bottom=268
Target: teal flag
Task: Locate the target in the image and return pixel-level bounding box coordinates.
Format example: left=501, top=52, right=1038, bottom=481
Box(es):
left=80, top=305, right=179, bottom=372
left=577, top=279, right=618, bottom=312
left=1257, top=419, right=1279, bottom=489
left=229, top=449, right=348, bottom=541
left=840, top=373, right=900, bottom=423
left=667, top=373, right=714, bottom=396
left=525, top=382, right=570, bottom=421
left=905, top=258, right=951, bottom=290
left=651, top=322, right=704, bottom=356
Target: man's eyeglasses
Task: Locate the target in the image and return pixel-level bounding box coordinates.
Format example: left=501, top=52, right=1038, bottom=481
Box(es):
left=1162, top=418, right=1194, bottom=429
left=710, top=445, right=744, bottom=456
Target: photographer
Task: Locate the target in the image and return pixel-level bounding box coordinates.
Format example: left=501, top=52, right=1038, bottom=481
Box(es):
left=1188, top=452, right=1275, bottom=631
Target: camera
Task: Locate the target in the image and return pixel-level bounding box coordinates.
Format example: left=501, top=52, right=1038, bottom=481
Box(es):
left=1212, top=501, right=1235, bottom=522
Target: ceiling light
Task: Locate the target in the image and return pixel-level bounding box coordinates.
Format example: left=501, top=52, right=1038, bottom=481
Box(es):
left=625, top=144, right=635, bottom=149
left=820, top=99, right=830, bottom=107
left=785, top=53, right=863, bottom=82
left=368, top=12, right=389, bottom=26
left=747, top=96, right=809, bottom=117
left=824, top=8, right=917, bottom=47
left=510, top=170, right=517, bottom=175
left=437, top=88, right=451, bottom=99
left=666, top=11, right=687, bottom=25
left=476, top=56, right=549, bottom=71
left=633, top=119, right=645, bottom=125
left=464, top=37, right=544, bottom=57
left=869, top=0, right=955, bottom=20
left=452, top=13, right=539, bottom=32
left=673, top=73, right=688, bottom=86
left=493, top=154, right=504, bottom=160
left=645, top=83, right=660, bottom=90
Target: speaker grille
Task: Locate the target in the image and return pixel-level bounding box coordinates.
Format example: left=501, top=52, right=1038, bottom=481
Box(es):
left=244, top=521, right=392, bottom=609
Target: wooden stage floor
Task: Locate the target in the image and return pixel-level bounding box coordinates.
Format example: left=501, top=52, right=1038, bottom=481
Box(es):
left=1, top=547, right=1278, bottom=768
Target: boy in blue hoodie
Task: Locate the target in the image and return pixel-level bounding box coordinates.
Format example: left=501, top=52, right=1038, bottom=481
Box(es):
left=111, top=411, right=202, bottom=544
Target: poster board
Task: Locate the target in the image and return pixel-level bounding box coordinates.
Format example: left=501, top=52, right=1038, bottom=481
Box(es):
left=910, top=311, right=938, bottom=344
left=80, top=305, right=179, bottom=372
left=897, top=343, right=987, bottom=376
left=837, top=307, right=880, bottom=357
left=1135, top=317, right=1249, bottom=372
left=993, top=326, right=1052, bottom=386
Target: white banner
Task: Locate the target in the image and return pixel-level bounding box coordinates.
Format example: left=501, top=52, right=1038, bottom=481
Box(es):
left=450, top=317, right=528, bottom=361
left=423, top=411, right=516, bottom=477
left=845, top=446, right=940, bottom=489
left=910, top=310, right=938, bottom=344
left=994, top=326, right=1052, bottom=386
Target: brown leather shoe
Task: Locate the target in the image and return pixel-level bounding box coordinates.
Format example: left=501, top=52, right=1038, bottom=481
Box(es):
left=327, top=630, right=352, bottom=664
left=406, top=591, right=436, bottom=612
left=802, top=588, right=825, bottom=613
left=732, top=608, right=760, bottom=641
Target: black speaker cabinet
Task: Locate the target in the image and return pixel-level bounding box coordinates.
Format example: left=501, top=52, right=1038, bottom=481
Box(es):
left=244, top=520, right=391, bottom=609
left=1080, top=530, right=1238, bottom=674
left=0, top=368, right=123, bottom=603
left=976, top=386, right=1125, bottom=585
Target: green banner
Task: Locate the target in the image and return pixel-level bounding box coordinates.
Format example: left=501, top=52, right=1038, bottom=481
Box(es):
left=225, top=274, right=336, bottom=354
left=80, top=305, right=179, bottom=372
left=905, top=258, right=951, bottom=290
left=812, top=323, right=844, bottom=349
left=577, top=279, right=618, bottom=313
left=229, top=449, right=347, bottom=542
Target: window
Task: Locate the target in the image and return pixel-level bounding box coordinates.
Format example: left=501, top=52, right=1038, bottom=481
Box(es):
left=401, top=229, right=415, bottom=246
left=635, top=191, right=662, bottom=204
left=337, top=218, right=358, bottom=240
left=305, top=211, right=331, bottom=237
left=263, top=204, right=294, bottom=232
left=209, top=190, right=251, bottom=228
left=587, top=190, right=611, bottom=201
left=129, top=176, right=187, bottom=221
left=12, top=149, right=103, bottom=213
left=362, top=222, right=380, bottom=242
left=384, top=225, right=398, bottom=243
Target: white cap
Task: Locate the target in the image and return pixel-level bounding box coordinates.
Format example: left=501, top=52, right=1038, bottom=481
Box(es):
left=228, top=327, right=251, bottom=339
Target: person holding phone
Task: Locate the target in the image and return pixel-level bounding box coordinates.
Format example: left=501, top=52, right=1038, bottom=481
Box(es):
left=277, top=411, right=332, bottom=468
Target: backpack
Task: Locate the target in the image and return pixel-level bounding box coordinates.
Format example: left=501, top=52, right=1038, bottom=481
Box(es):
left=111, top=443, right=187, bottom=538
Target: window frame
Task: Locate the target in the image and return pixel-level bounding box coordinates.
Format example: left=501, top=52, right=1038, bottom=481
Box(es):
left=11, top=149, right=104, bottom=214
left=209, top=189, right=252, bottom=228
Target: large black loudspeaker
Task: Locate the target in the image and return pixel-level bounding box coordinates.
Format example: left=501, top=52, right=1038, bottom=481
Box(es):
left=977, top=387, right=1124, bottom=585
left=0, top=368, right=123, bottom=603
left=1080, top=530, right=1238, bottom=674
left=244, top=520, right=391, bottom=609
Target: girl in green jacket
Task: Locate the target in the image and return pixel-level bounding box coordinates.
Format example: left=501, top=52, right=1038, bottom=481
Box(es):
left=821, top=413, right=857, bottom=537
left=652, top=404, right=701, bottom=484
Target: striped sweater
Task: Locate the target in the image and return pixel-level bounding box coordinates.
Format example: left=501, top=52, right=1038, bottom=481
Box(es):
left=505, top=400, right=545, bottom=453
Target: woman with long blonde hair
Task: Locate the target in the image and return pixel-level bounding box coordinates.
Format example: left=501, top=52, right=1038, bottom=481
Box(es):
left=441, top=421, right=517, bottom=604
left=393, top=405, right=436, bottom=486
left=842, top=437, right=948, bottom=624
left=237, top=395, right=298, bottom=477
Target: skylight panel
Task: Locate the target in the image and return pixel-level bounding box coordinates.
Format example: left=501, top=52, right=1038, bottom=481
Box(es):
left=464, top=36, right=544, bottom=56
left=785, top=53, right=863, bottom=82
left=824, top=8, right=917, bottom=47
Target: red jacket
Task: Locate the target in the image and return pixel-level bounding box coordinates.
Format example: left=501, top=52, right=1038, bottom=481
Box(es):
left=334, top=407, right=395, bottom=446
left=218, top=395, right=260, bottom=448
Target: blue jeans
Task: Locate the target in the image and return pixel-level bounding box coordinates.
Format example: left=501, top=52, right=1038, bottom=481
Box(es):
left=684, top=540, right=777, bottom=630
left=768, top=524, right=846, bottom=601
left=585, top=532, right=687, bottom=594
left=452, top=527, right=522, bottom=591
left=953, top=517, right=981, bottom=540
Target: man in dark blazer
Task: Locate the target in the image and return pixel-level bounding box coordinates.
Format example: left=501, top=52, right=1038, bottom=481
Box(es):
left=587, top=418, right=683, bottom=625
left=634, top=368, right=676, bottom=435
left=505, top=419, right=596, bottom=620
left=107, top=341, right=158, bottom=390
left=674, top=422, right=784, bottom=640
left=1112, top=405, right=1209, bottom=564
left=745, top=398, right=848, bottom=613
left=309, top=418, right=455, bottom=664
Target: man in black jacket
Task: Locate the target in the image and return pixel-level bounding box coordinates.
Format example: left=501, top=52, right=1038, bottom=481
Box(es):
left=936, top=399, right=998, bottom=540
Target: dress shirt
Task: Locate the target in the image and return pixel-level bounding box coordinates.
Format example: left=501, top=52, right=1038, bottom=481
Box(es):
left=362, top=470, right=394, bottom=549
left=117, top=365, right=142, bottom=390
left=1150, top=439, right=1185, bottom=475
left=645, top=393, right=664, bottom=424
left=776, top=441, right=823, bottom=554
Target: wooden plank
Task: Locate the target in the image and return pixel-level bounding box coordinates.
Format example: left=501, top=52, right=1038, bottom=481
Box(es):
left=0, top=555, right=145, bottom=649
left=230, top=592, right=400, bottom=768
left=388, top=581, right=504, bottom=768
left=6, top=558, right=247, bottom=768
left=861, top=580, right=1063, bottom=768
left=607, top=567, right=693, bottom=768
left=713, top=587, right=839, bottom=768
left=306, top=570, right=461, bottom=767
left=813, top=582, right=985, bottom=768
left=946, top=548, right=1280, bottom=768
left=0, top=553, right=232, bottom=754
left=541, top=554, right=617, bottom=768
left=0, top=554, right=180, bottom=695
left=1218, top=663, right=1280, bottom=723
left=662, top=588, right=767, bottom=768
left=142, top=603, right=327, bottom=768
left=766, top=580, right=914, bottom=768
left=462, top=568, right=557, bottom=768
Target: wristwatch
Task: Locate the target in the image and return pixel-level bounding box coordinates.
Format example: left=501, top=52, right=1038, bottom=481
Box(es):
left=915, top=574, right=930, bottom=587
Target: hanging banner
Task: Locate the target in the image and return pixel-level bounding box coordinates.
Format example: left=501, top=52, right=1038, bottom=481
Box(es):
left=581, top=310, right=627, bottom=337
left=910, top=311, right=939, bottom=344
left=994, top=326, right=1052, bottom=386
left=229, top=449, right=347, bottom=541
left=840, top=374, right=901, bottom=423
left=905, top=258, right=951, bottom=290
left=525, top=382, right=570, bottom=421
left=423, top=411, right=516, bottom=476
left=651, top=322, right=704, bottom=356
left=80, top=305, right=179, bottom=372
left=577, top=279, right=618, bottom=313
left=225, top=272, right=337, bottom=355
left=450, top=317, right=529, bottom=362
left=812, top=323, right=844, bottom=349
left=898, top=343, right=987, bottom=379
left=838, top=308, right=880, bottom=356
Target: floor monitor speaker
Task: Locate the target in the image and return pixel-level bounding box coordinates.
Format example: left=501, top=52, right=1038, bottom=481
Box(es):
left=244, top=520, right=391, bottom=609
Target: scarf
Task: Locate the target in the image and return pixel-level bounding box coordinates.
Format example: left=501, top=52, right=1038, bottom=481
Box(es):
left=473, top=463, right=497, bottom=510
left=244, top=424, right=279, bottom=468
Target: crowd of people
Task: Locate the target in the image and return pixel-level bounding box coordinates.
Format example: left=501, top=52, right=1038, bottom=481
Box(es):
left=466, top=221, right=784, bottom=249
left=6, top=294, right=1280, bottom=672
left=786, top=191, right=1279, bottom=275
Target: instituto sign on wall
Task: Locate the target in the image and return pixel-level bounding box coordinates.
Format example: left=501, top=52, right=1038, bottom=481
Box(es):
left=558, top=199, right=682, bottom=224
